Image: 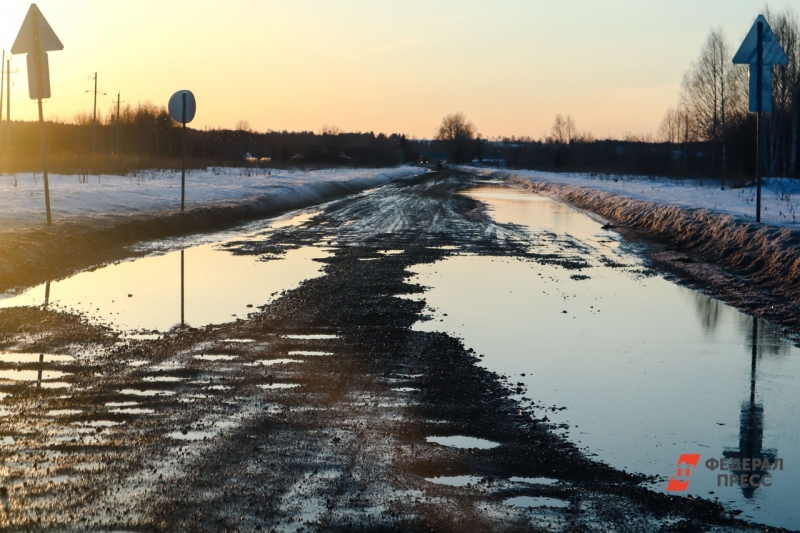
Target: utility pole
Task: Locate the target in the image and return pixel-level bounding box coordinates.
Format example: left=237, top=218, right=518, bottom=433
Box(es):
left=112, top=92, right=124, bottom=154
left=1, top=51, right=5, bottom=146
left=6, top=58, right=10, bottom=153
left=86, top=72, right=104, bottom=155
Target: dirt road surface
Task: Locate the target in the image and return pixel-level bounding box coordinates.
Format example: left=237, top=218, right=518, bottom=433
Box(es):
left=0, top=170, right=779, bottom=531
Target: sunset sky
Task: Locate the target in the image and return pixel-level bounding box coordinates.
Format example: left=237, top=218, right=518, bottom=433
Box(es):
left=0, top=1, right=796, bottom=139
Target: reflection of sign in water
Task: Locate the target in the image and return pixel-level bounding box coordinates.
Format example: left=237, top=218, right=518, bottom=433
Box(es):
left=721, top=317, right=777, bottom=497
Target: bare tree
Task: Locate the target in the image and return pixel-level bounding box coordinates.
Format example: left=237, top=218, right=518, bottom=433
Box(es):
left=550, top=114, right=566, bottom=144
left=435, top=112, right=477, bottom=163
left=766, top=8, right=800, bottom=176
left=681, top=28, right=745, bottom=180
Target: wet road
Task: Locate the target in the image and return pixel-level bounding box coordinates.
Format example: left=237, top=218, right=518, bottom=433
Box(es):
left=0, top=170, right=785, bottom=531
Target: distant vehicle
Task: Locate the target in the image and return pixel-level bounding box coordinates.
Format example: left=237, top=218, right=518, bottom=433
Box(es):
left=419, top=156, right=429, bottom=165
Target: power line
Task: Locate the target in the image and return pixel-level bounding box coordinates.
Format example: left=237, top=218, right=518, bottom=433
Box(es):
left=112, top=92, right=125, bottom=154
left=85, top=72, right=106, bottom=155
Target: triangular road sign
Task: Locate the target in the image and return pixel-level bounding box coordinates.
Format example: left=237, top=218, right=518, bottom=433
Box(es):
left=733, top=15, right=788, bottom=65
left=11, top=4, right=64, bottom=55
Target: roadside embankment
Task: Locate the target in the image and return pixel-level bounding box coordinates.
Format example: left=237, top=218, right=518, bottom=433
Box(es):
left=489, top=170, right=800, bottom=329
left=0, top=167, right=426, bottom=294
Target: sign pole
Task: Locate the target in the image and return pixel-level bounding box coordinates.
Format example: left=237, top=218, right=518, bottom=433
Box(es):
left=181, top=92, right=187, bottom=212
left=32, top=10, right=52, bottom=226
left=756, top=21, right=763, bottom=223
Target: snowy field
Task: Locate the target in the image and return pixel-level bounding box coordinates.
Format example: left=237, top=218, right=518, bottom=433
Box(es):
left=0, top=166, right=426, bottom=230
left=470, top=167, right=800, bottom=229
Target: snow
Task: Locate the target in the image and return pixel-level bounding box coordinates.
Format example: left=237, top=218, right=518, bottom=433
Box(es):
left=468, top=167, right=800, bottom=228
left=0, top=166, right=426, bottom=230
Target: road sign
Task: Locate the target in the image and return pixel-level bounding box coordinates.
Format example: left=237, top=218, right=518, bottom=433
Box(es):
left=732, top=14, right=789, bottom=224
left=11, top=3, right=63, bottom=226
left=169, top=90, right=197, bottom=212
left=748, top=64, right=771, bottom=112
left=169, top=90, right=196, bottom=124
left=26, top=52, right=50, bottom=99
left=10, top=4, right=64, bottom=55
left=732, top=15, right=788, bottom=66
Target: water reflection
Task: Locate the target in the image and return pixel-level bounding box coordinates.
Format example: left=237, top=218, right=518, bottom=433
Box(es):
left=411, top=184, right=800, bottom=529
left=723, top=317, right=777, bottom=498
left=0, top=242, right=329, bottom=333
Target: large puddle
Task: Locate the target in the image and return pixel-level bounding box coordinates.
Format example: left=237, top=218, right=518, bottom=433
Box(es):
left=0, top=209, right=329, bottom=333
left=410, top=184, right=800, bottom=529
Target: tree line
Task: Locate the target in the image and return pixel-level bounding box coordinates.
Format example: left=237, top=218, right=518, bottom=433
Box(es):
left=0, top=102, right=413, bottom=174
left=659, top=7, right=800, bottom=181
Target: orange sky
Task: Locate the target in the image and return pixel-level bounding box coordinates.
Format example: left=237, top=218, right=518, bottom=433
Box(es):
left=0, top=1, right=796, bottom=139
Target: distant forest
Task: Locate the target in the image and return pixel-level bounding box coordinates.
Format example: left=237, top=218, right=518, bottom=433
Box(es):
left=1, top=8, right=798, bottom=181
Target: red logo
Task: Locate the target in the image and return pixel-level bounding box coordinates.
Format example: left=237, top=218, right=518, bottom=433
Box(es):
left=666, top=454, right=701, bottom=492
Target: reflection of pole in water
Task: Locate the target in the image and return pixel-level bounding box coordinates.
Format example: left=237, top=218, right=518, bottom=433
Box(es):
left=44, top=281, right=50, bottom=308
left=723, top=316, right=777, bottom=498
left=36, top=352, right=43, bottom=388
left=180, top=249, right=185, bottom=328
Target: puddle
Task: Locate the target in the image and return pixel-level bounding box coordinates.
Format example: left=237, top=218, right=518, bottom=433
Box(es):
left=426, top=436, right=499, bottom=450
left=77, top=420, right=123, bottom=428
left=245, top=359, right=304, bottom=366
left=142, top=376, right=184, bottom=382
left=259, top=383, right=301, bottom=389
left=105, top=402, right=139, bottom=408
left=392, top=387, right=419, bottom=393
left=504, top=496, right=569, bottom=509
left=119, top=389, right=175, bottom=397
left=509, top=477, right=558, bottom=485
left=108, top=408, right=154, bottom=414
left=0, top=353, right=74, bottom=363
left=0, top=370, right=69, bottom=381
left=40, top=382, right=70, bottom=389
left=270, top=210, right=320, bottom=229
left=206, top=385, right=231, bottom=390
left=193, top=354, right=238, bottom=361
left=0, top=436, right=15, bottom=445
left=0, top=243, right=330, bottom=333
left=288, top=350, right=333, bottom=357
left=425, top=475, right=483, bottom=487
left=411, top=183, right=800, bottom=529
left=223, top=339, right=256, bottom=343
left=127, top=360, right=150, bottom=367
left=284, top=334, right=339, bottom=340
left=377, top=249, right=404, bottom=255
left=122, top=333, right=161, bottom=341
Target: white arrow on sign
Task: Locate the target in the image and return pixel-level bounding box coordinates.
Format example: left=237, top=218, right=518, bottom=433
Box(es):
left=10, top=4, right=64, bottom=55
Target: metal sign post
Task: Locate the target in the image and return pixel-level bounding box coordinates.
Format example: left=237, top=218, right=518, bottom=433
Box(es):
left=11, top=3, right=63, bottom=226
left=168, top=90, right=196, bottom=212
left=733, top=15, right=788, bottom=223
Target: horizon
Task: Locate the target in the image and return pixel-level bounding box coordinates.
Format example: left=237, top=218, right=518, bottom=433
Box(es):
left=0, top=1, right=796, bottom=140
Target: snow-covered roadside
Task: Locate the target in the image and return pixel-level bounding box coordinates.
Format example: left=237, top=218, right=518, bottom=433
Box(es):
left=0, top=166, right=426, bottom=230
left=466, top=166, right=800, bottom=325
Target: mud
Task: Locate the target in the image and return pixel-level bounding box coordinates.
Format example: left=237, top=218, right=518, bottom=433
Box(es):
left=0, top=170, right=782, bottom=531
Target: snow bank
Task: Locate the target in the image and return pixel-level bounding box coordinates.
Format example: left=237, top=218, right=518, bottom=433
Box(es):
left=472, top=167, right=800, bottom=309
left=0, top=166, right=425, bottom=230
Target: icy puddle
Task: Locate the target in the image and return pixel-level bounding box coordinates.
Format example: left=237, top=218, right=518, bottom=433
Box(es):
left=427, top=436, right=499, bottom=450
left=0, top=238, right=329, bottom=333
left=410, top=183, right=800, bottom=530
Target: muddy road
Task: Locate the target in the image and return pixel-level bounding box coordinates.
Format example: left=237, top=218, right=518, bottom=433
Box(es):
left=0, top=170, right=780, bottom=531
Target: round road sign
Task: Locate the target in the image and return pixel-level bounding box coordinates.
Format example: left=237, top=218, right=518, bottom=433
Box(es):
left=168, top=90, right=196, bottom=124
